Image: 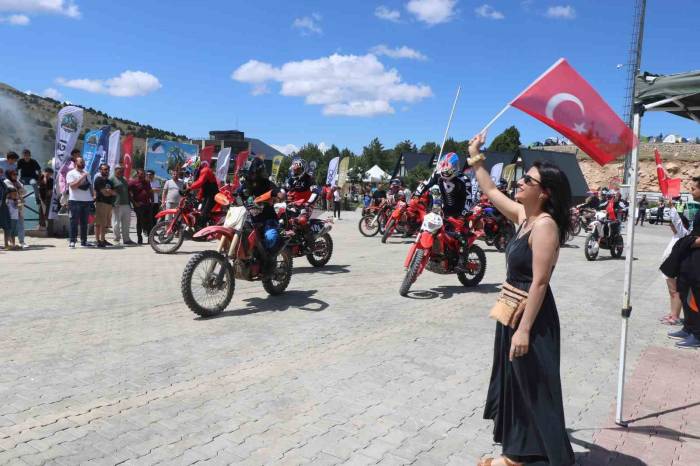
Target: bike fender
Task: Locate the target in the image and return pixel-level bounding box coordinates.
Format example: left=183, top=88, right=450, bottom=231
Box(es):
left=193, top=225, right=235, bottom=240
left=419, top=233, right=434, bottom=249
left=403, top=243, right=418, bottom=268
left=155, top=209, right=178, bottom=219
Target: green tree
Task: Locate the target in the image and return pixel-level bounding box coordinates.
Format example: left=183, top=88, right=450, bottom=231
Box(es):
left=488, top=126, right=521, bottom=153
left=419, top=141, right=439, bottom=155
left=403, top=165, right=433, bottom=190
left=362, top=137, right=384, bottom=170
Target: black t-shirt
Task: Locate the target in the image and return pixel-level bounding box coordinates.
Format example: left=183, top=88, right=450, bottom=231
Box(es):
left=17, top=158, right=41, bottom=180
left=693, top=210, right=700, bottom=236
left=94, top=175, right=116, bottom=205
left=372, top=189, right=387, bottom=200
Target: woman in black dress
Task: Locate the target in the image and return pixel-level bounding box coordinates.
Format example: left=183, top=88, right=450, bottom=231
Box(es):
left=469, top=134, right=575, bottom=466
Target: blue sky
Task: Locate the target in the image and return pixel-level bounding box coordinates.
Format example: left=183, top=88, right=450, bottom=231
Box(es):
left=1, top=0, right=699, bottom=154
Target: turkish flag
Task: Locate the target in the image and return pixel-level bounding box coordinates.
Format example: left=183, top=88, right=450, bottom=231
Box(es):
left=199, top=145, right=215, bottom=166
left=654, top=149, right=682, bottom=197
left=122, top=134, right=134, bottom=178
left=511, top=58, right=637, bottom=165
left=231, top=150, right=250, bottom=190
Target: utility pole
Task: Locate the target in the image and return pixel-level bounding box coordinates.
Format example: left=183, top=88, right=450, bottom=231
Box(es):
left=621, top=0, right=647, bottom=183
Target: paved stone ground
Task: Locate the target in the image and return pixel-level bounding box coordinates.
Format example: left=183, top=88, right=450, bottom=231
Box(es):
left=1, top=210, right=696, bottom=465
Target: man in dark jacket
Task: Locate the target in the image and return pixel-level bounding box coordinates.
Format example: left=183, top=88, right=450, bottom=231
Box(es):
left=667, top=176, right=700, bottom=348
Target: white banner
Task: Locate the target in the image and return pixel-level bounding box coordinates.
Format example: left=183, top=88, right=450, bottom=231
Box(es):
left=107, top=130, right=120, bottom=175
left=490, top=162, right=504, bottom=183
left=49, top=106, right=84, bottom=219
left=215, top=147, right=232, bottom=183
left=326, top=156, right=340, bottom=186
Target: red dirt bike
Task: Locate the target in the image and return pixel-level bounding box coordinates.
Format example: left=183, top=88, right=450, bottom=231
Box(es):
left=180, top=191, right=293, bottom=317
left=381, top=196, right=428, bottom=243
left=358, top=199, right=392, bottom=237
left=149, top=189, right=232, bottom=254
left=471, top=203, right=515, bottom=252
left=275, top=199, right=334, bottom=267
left=399, top=211, right=487, bottom=297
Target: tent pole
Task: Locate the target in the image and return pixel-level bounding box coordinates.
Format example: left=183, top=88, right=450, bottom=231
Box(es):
left=438, top=85, right=461, bottom=159
left=615, top=110, right=641, bottom=427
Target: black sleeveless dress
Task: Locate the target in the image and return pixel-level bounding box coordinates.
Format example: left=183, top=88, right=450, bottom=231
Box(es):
left=483, top=227, right=574, bottom=465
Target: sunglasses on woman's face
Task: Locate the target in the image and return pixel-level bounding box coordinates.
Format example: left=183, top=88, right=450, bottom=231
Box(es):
left=521, top=174, right=542, bottom=187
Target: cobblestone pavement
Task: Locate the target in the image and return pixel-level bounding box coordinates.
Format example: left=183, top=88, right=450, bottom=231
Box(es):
left=1, top=211, right=695, bottom=465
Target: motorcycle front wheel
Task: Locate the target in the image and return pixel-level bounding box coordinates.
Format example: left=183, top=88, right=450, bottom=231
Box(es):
left=584, top=233, right=599, bottom=261
left=358, top=214, right=380, bottom=237
left=610, top=235, right=624, bottom=258
left=181, top=250, right=235, bottom=317
left=381, top=219, right=396, bottom=243
left=307, top=233, right=333, bottom=267
left=149, top=219, right=185, bottom=254
left=263, top=249, right=293, bottom=295
left=457, top=245, right=487, bottom=287
left=571, top=219, right=582, bottom=236
left=495, top=232, right=510, bottom=252
left=400, top=249, right=424, bottom=297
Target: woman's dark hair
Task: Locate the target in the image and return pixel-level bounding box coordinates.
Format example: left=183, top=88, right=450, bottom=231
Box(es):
left=6, top=151, right=18, bottom=160
left=532, top=160, right=574, bottom=245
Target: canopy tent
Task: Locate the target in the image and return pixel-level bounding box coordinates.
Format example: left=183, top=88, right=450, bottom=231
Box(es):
left=616, top=69, right=700, bottom=427
left=392, top=152, right=435, bottom=178
left=364, top=164, right=390, bottom=183
left=520, top=149, right=590, bottom=201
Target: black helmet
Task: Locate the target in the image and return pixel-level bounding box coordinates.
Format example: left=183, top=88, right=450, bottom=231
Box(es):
left=242, top=156, right=267, bottom=181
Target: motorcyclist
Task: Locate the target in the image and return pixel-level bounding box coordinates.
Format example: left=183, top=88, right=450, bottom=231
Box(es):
left=236, top=157, right=283, bottom=271
left=186, top=160, right=219, bottom=227
left=284, top=158, right=319, bottom=247
left=594, top=193, right=623, bottom=243
left=415, top=152, right=474, bottom=271
left=372, top=184, right=387, bottom=207
left=388, top=179, right=402, bottom=203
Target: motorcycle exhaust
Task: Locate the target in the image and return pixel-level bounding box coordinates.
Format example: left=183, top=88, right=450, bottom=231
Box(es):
left=313, top=224, right=332, bottom=240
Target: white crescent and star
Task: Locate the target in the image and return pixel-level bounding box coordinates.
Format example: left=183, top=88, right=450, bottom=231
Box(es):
left=545, top=92, right=587, bottom=134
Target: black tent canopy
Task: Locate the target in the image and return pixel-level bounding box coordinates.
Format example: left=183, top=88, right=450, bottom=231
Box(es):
left=635, top=70, right=700, bottom=121
left=519, top=149, right=589, bottom=201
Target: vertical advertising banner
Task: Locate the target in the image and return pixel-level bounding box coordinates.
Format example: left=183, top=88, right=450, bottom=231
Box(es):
left=82, top=129, right=103, bottom=176
left=326, top=157, right=340, bottom=186
left=215, top=147, right=232, bottom=183
left=49, top=106, right=84, bottom=219
left=231, top=150, right=250, bottom=190
left=107, top=130, right=121, bottom=174
left=145, top=138, right=198, bottom=181
left=94, top=125, right=111, bottom=175
left=122, top=134, right=133, bottom=179
left=337, top=157, right=350, bottom=188
left=271, top=155, right=284, bottom=182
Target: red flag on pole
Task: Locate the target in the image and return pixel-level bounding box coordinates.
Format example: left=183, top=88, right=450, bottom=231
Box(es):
left=231, top=150, right=250, bottom=190
left=511, top=59, right=637, bottom=165
left=122, top=134, right=134, bottom=179
left=199, top=145, right=215, bottom=166
left=654, top=148, right=681, bottom=197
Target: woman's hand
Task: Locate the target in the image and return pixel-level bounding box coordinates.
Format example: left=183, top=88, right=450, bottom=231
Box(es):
left=468, top=133, right=486, bottom=158
left=509, top=329, right=530, bottom=361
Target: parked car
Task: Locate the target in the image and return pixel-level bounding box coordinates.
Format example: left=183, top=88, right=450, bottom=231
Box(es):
left=646, top=207, right=671, bottom=224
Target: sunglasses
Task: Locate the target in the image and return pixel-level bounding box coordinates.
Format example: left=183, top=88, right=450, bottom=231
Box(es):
left=521, top=174, right=543, bottom=187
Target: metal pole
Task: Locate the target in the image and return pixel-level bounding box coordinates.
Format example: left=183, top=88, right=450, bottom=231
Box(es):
left=622, top=0, right=646, bottom=183
left=615, top=110, right=641, bottom=427
left=438, top=86, right=461, bottom=159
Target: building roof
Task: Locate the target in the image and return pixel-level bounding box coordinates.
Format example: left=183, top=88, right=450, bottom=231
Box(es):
left=392, top=152, right=435, bottom=177
left=519, top=148, right=589, bottom=200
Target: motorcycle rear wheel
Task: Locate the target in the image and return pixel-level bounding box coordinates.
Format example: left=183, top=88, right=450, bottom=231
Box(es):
left=262, top=249, right=293, bottom=295
left=381, top=219, right=396, bottom=243
left=571, top=219, right=582, bottom=236
left=358, top=214, right=380, bottom=237
left=149, top=219, right=185, bottom=254
left=495, top=232, right=510, bottom=252
left=400, top=249, right=424, bottom=297
left=307, top=233, right=333, bottom=267
left=584, top=233, right=599, bottom=261
left=181, top=250, right=235, bottom=317
left=457, top=245, right=486, bottom=287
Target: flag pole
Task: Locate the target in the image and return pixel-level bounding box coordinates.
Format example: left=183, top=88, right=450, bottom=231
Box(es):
left=615, top=107, right=641, bottom=427
left=437, top=85, right=462, bottom=159
left=479, top=103, right=511, bottom=135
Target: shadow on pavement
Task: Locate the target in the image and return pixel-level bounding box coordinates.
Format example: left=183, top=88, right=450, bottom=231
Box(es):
left=293, top=264, right=351, bottom=275
left=197, top=289, right=329, bottom=319
left=568, top=430, right=647, bottom=466
left=405, top=282, right=501, bottom=300
left=561, top=243, right=580, bottom=249
left=625, top=400, right=700, bottom=428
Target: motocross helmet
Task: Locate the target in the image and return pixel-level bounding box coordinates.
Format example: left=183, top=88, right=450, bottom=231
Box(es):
left=290, top=158, right=307, bottom=178
left=390, top=178, right=401, bottom=188
left=241, top=156, right=267, bottom=181
left=437, top=152, right=459, bottom=180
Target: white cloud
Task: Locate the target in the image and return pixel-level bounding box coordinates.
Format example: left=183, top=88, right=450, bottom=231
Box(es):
left=56, top=71, right=162, bottom=97
left=293, top=13, right=322, bottom=35
left=375, top=5, right=401, bottom=22
left=271, top=144, right=299, bottom=156
left=42, top=87, right=62, bottom=100
left=251, top=84, right=270, bottom=96
left=546, top=5, right=576, bottom=19
left=0, top=0, right=80, bottom=18
left=232, top=53, right=432, bottom=117
left=0, top=13, right=29, bottom=25
left=406, top=0, right=457, bottom=25
left=370, top=44, right=427, bottom=60
left=475, top=4, right=504, bottom=20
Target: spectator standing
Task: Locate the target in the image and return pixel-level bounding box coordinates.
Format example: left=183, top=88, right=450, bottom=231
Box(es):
left=636, top=194, right=648, bottom=226
left=320, top=184, right=328, bottom=210
left=93, top=163, right=116, bottom=248
left=110, top=165, right=134, bottom=245
left=3, top=170, right=27, bottom=249
left=0, top=168, right=12, bottom=249
left=147, top=170, right=161, bottom=225
left=66, top=156, right=94, bottom=248
left=325, top=185, right=333, bottom=211
left=333, top=186, right=341, bottom=219
left=656, top=200, right=666, bottom=226
left=161, top=170, right=184, bottom=220
left=0, top=151, right=19, bottom=173
left=659, top=199, right=689, bottom=325
left=128, top=168, right=153, bottom=244
left=37, top=167, right=54, bottom=229
left=3, top=172, right=21, bottom=250
left=17, top=149, right=41, bottom=186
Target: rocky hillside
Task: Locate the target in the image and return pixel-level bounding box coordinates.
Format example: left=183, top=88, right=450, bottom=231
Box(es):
left=0, top=82, right=188, bottom=167
left=540, top=143, right=700, bottom=193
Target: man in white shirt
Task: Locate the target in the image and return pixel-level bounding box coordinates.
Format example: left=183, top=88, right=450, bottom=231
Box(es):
left=147, top=170, right=161, bottom=225
left=66, top=155, right=94, bottom=248
left=161, top=170, right=184, bottom=220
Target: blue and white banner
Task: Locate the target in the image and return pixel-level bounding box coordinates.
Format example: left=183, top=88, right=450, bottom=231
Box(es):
left=82, top=128, right=103, bottom=176
left=326, top=156, right=339, bottom=186
left=50, top=105, right=84, bottom=219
